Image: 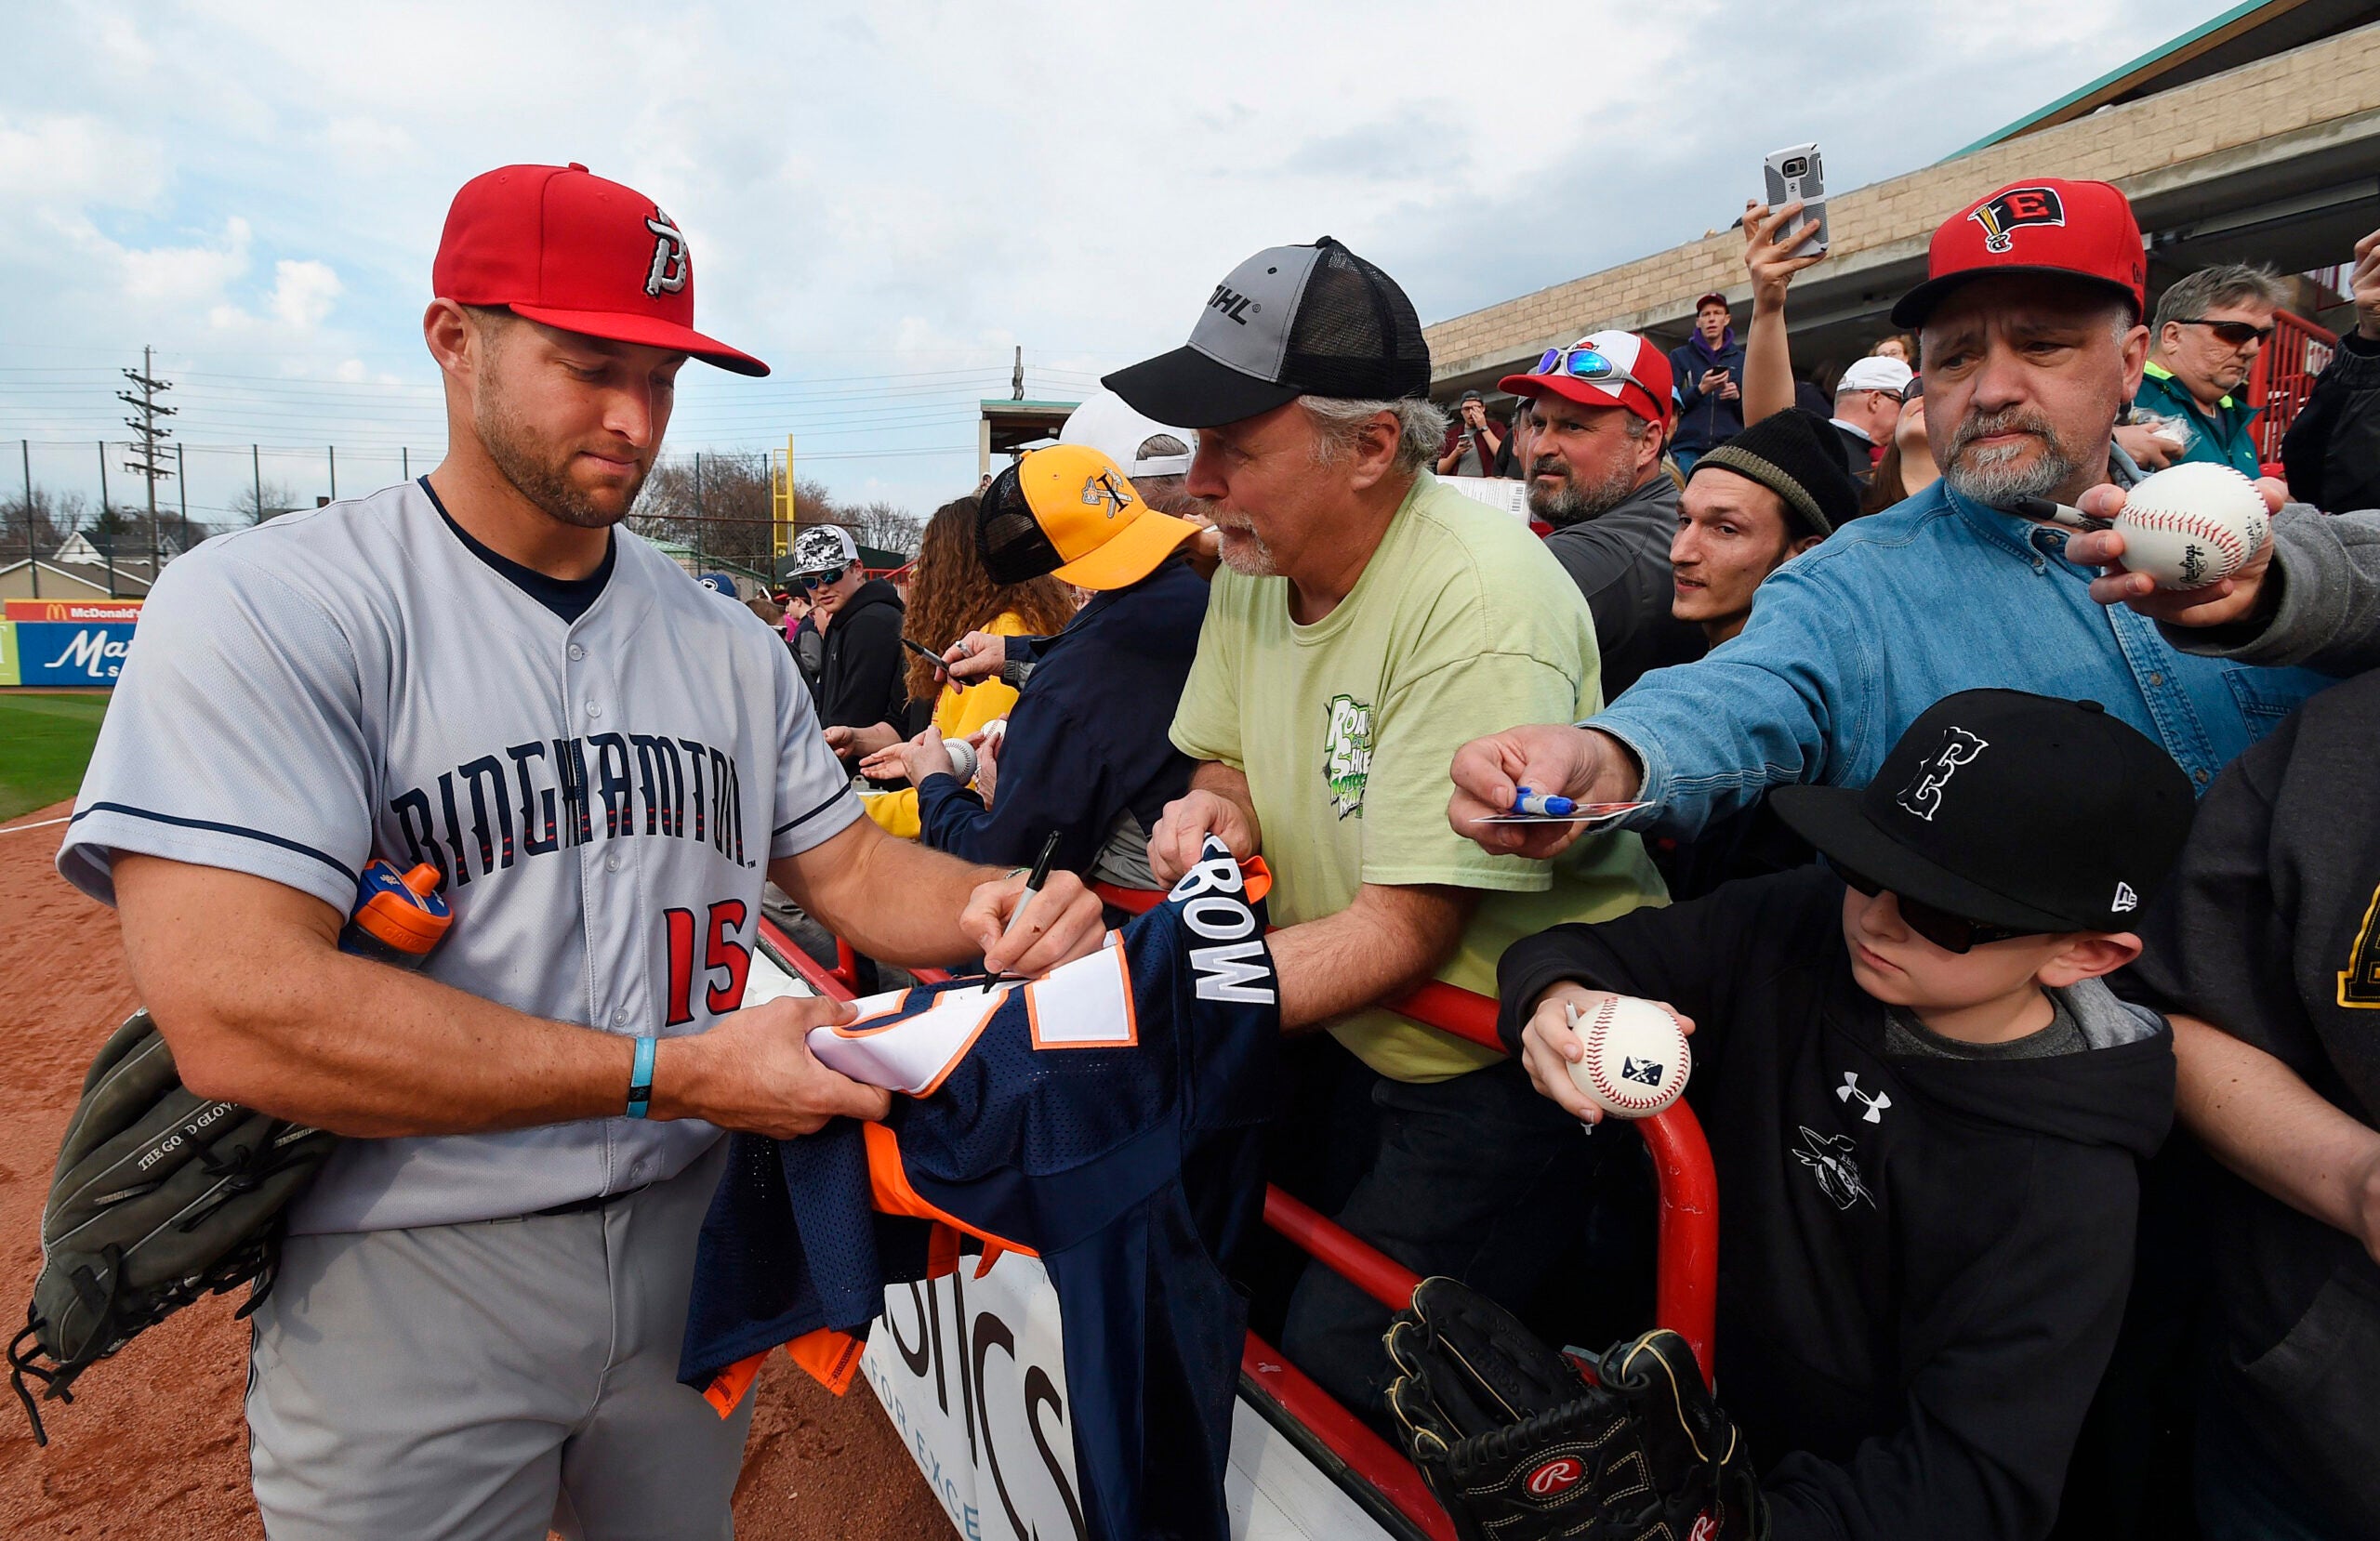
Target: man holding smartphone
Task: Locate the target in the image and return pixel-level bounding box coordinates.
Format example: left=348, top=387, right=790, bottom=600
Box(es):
left=1670, top=292, right=1744, bottom=473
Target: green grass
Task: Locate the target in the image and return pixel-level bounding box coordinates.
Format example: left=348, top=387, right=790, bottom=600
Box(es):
left=0, top=693, right=110, bottom=822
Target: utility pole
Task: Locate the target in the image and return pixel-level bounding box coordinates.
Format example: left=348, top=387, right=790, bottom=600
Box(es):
left=1012, top=345, right=1025, bottom=402
left=119, top=345, right=177, bottom=580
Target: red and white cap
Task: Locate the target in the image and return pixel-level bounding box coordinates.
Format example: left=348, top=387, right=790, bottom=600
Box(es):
left=1498, top=330, right=1673, bottom=428
left=1891, top=178, right=2147, bottom=329
left=432, top=163, right=769, bottom=376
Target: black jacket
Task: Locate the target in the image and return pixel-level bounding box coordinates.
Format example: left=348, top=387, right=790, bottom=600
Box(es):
left=814, top=579, right=907, bottom=773
left=1540, top=474, right=1707, bottom=700
left=1498, top=868, right=2175, bottom=1541
left=1671, top=333, right=1748, bottom=454
left=2281, top=328, right=2380, bottom=516
left=2127, top=670, right=2380, bottom=1534
left=917, top=559, right=1200, bottom=874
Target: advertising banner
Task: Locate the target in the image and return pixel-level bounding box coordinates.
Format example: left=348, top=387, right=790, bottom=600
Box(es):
left=6, top=599, right=144, bottom=688
left=0, top=621, right=17, bottom=687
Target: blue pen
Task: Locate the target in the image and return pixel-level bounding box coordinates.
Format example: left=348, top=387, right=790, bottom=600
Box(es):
left=1512, top=785, right=1578, bottom=818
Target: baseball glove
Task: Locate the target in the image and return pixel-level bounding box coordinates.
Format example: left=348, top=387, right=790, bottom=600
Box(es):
left=8, top=1009, right=337, bottom=1444
left=1383, top=1276, right=1765, bottom=1541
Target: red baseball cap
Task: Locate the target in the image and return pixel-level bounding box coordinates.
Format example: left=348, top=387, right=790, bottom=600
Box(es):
left=1892, top=178, right=2146, bottom=329
left=1499, top=330, right=1674, bottom=428
left=433, top=164, right=768, bottom=376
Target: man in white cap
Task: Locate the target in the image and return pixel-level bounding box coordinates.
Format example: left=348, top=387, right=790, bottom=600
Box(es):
left=1830, top=355, right=1914, bottom=483
left=1061, top=389, right=1220, bottom=575
left=786, top=523, right=908, bottom=777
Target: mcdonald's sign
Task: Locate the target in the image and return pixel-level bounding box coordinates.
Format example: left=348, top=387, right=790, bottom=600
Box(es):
left=5, top=599, right=143, bottom=624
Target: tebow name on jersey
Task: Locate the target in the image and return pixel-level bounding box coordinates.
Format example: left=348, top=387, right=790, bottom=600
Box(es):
left=387, top=728, right=751, bottom=887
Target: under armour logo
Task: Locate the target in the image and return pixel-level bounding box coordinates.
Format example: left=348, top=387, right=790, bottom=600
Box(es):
left=644, top=211, right=689, bottom=297
left=1837, top=1072, right=1891, bottom=1124
left=2111, top=881, right=2138, bottom=914
left=1081, top=470, right=1132, bottom=517
left=1896, top=727, right=1989, bottom=823
left=1620, top=1056, right=1665, bottom=1087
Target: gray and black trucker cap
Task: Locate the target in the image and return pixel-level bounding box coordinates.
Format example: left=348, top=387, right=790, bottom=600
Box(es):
left=1103, top=237, right=1433, bottom=428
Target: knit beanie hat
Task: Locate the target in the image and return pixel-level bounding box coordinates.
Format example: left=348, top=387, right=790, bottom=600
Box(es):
left=1688, top=408, right=1863, bottom=539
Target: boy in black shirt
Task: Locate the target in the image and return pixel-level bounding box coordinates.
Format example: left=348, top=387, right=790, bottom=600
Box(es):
left=1497, top=690, right=2195, bottom=1541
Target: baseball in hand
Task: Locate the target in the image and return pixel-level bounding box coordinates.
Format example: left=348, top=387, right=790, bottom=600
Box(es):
left=1565, top=996, right=1691, bottom=1119
left=2113, top=463, right=2270, bottom=590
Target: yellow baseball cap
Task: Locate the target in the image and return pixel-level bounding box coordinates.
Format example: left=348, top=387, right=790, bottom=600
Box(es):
left=976, top=443, right=1203, bottom=591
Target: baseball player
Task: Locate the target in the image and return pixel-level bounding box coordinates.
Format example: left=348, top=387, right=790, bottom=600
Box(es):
left=54, top=163, right=1103, bottom=1540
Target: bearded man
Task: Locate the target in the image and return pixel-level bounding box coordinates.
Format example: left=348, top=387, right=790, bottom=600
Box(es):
left=1446, top=178, right=2334, bottom=861
left=1509, top=330, right=1707, bottom=694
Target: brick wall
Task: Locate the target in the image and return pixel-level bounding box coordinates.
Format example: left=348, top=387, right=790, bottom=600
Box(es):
left=1425, top=20, right=2380, bottom=380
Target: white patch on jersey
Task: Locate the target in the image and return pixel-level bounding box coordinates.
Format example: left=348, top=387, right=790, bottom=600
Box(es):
left=1025, top=938, right=1139, bottom=1049
left=813, top=984, right=1010, bottom=1095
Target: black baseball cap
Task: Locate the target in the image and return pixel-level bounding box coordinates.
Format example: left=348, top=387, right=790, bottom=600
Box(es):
left=1104, top=237, right=1433, bottom=428
left=1772, top=690, right=2195, bottom=934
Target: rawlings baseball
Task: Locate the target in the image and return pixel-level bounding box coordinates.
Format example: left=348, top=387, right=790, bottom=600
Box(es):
left=2114, top=463, right=2269, bottom=590
left=1564, top=996, right=1691, bottom=1119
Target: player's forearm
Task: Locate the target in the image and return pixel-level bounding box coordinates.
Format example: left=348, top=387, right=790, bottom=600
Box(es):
left=776, top=818, right=1003, bottom=968
left=2174, top=1012, right=2380, bottom=1240
left=139, top=935, right=630, bottom=1138
left=1268, top=883, right=1473, bottom=1032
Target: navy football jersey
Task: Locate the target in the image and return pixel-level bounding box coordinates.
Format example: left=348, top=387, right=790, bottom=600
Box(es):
left=681, top=837, right=1280, bottom=1541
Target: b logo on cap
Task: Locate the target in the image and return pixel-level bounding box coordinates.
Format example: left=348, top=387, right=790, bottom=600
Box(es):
left=1896, top=727, right=1988, bottom=822
left=645, top=210, right=689, bottom=297
left=1967, top=187, right=2065, bottom=254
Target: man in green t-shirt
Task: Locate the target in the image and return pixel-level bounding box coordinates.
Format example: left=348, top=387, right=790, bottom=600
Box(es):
left=1106, top=237, right=1667, bottom=1417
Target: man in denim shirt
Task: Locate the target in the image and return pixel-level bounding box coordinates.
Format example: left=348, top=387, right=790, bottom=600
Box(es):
left=1449, top=178, right=2332, bottom=851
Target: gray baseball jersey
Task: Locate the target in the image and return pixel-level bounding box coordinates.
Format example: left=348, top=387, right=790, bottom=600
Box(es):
left=59, top=477, right=864, bottom=1234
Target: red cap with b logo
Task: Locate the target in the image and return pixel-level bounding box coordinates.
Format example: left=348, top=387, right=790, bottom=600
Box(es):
left=432, top=163, right=768, bottom=376
left=1891, top=178, right=2147, bottom=329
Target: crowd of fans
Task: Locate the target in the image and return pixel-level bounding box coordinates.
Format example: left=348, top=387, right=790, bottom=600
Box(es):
left=738, top=183, right=2380, bottom=1540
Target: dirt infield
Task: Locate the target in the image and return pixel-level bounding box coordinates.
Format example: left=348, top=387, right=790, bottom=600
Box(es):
left=0, top=801, right=945, bottom=1539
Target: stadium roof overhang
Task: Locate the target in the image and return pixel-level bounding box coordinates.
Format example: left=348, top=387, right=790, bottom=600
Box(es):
left=1425, top=5, right=2380, bottom=402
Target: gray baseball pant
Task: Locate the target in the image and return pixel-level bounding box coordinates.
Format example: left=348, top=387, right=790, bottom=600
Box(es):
left=245, top=1140, right=751, bottom=1540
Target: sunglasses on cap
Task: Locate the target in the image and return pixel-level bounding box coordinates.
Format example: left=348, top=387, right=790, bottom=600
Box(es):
left=1530, top=343, right=1657, bottom=403
left=2172, top=318, right=2275, bottom=348
left=1831, top=860, right=2043, bottom=955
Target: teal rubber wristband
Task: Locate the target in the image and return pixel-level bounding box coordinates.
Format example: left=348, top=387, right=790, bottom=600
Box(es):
left=626, top=1035, right=656, bottom=1120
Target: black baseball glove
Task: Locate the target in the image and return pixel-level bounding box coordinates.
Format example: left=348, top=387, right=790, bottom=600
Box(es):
left=8, top=1009, right=337, bottom=1444
left=1383, top=1276, right=1765, bottom=1541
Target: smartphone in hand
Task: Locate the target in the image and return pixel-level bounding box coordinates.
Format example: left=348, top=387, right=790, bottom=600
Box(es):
left=1764, top=143, right=1830, bottom=256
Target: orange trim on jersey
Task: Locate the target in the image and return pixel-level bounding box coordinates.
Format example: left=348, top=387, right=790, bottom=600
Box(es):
left=699, top=1326, right=866, bottom=1416
left=787, top=1328, right=866, bottom=1394
left=825, top=989, right=915, bottom=1031
left=863, top=1121, right=1039, bottom=1260
left=1241, top=857, right=1273, bottom=903
left=817, top=989, right=1006, bottom=1097
left=1025, top=942, right=1140, bottom=1051
left=702, top=1352, right=765, bottom=1416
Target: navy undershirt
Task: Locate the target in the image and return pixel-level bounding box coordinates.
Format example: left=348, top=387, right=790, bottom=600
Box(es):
left=419, top=475, right=615, bottom=624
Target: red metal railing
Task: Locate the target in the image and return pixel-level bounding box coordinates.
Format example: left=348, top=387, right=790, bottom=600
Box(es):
left=2247, top=308, right=2338, bottom=469
left=760, top=902, right=1721, bottom=1541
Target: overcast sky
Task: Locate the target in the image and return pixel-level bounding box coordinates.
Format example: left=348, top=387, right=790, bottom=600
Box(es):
left=2, top=0, right=2237, bottom=523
